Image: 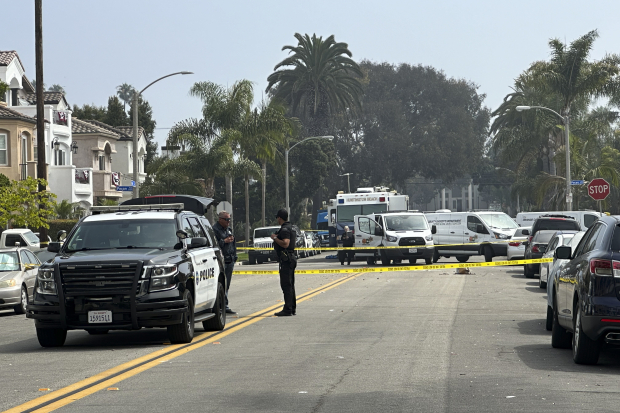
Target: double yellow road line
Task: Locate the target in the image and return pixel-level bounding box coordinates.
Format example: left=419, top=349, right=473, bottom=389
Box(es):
left=3, top=272, right=365, bottom=413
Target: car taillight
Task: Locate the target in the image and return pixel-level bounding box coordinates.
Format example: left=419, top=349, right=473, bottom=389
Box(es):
left=509, top=241, right=521, bottom=247
left=531, top=245, right=539, bottom=253
left=590, top=259, right=613, bottom=276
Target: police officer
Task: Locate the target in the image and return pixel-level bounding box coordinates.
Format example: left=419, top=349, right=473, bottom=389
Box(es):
left=270, top=208, right=297, bottom=316
left=339, top=226, right=355, bottom=265
left=213, top=210, right=237, bottom=315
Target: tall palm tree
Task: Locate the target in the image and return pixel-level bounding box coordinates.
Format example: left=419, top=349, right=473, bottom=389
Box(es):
left=116, top=83, right=135, bottom=112
left=54, top=199, right=78, bottom=219
left=266, top=33, right=364, bottom=134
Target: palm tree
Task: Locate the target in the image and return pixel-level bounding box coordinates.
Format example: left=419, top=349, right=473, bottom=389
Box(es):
left=54, top=199, right=78, bottom=219
left=116, top=83, right=135, bottom=112
left=266, top=33, right=364, bottom=134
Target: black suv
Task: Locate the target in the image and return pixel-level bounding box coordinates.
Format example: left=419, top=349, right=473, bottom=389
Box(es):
left=524, top=214, right=581, bottom=241
left=553, top=215, right=620, bottom=364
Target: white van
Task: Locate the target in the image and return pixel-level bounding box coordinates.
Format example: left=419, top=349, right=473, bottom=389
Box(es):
left=353, top=212, right=435, bottom=266
left=515, top=211, right=602, bottom=230
left=424, top=211, right=518, bottom=262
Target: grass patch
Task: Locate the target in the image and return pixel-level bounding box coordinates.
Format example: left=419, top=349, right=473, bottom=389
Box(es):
left=237, top=252, right=248, bottom=261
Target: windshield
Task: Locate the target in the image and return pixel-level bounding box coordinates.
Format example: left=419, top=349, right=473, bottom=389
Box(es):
left=337, top=204, right=387, bottom=222
left=64, top=219, right=179, bottom=252
left=254, top=228, right=278, bottom=238
left=535, top=219, right=580, bottom=232
left=23, top=231, right=40, bottom=244
left=561, top=234, right=575, bottom=245
left=384, top=215, right=428, bottom=231
left=0, top=252, right=19, bottom=271
left=479, top=214, right=518, bottom=230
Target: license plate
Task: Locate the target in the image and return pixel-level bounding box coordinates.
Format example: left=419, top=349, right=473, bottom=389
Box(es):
left=262, top=251, right=270, bottom=255
left=409, top=248, right=417, bottom=253
left=88, top=310, right=112, bottom=323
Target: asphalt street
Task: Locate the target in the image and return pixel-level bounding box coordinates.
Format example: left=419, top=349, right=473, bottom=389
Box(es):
left=2, top=253, right=620, bottom=413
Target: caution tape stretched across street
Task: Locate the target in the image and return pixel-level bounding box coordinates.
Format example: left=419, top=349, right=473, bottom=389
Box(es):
left=237, top=239, right=513, bottom=251
left=233, top=257, right=552, bottom=275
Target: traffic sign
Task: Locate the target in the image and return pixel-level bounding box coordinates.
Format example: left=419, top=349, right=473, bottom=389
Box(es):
left=571, top=180, right=584, bottom=185
left=115, top=186, right=134, bottom=192
left=587, top=178, right=610, bottom=201
left=131, top=180, right=136, bottom=187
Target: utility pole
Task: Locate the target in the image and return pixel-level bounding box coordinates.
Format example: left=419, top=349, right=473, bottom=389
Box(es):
left=35, top=0, right=48, bottom=244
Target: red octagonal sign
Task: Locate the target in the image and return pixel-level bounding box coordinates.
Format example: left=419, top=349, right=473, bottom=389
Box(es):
left=588, top=178, right=611, bottom=201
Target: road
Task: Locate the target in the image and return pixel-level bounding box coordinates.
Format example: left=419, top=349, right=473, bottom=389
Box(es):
left=2, top=253, right=620, bottom=413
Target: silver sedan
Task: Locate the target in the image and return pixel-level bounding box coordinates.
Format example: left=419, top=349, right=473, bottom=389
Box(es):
left=0, top=248, right=41, bottom=314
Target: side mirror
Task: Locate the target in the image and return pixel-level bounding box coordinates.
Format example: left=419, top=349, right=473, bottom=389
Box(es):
left=15, top=242, right=21, bottom=247
left=188, top=237, right=207, bottom=249
left=431, top=225, right=437, bottom=235
left=176, top=230, right=189, bottom=240
left=47, top=242, right=61, bottom=253
left=555, top=246, right=572, bottom=260
left=522, top=229, right=530, bottom=236
left=57, top=230, right=67, bottom=242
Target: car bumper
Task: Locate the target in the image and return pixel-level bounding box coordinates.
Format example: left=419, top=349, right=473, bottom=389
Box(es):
left=384, top=246, right=434, bottom=259
left=249, top=250, right=277, bottom=259
left=578, top=297, right=620, bottom=340
left=0, top=286, right=21, bottom=308
left=507, top=245, right=525, bottom=260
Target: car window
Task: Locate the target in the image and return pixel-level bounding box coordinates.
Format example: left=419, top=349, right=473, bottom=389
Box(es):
left=24, top=250, right=40, bottom=265
left=611, top=226, right=620, bottom=252
left=580, top=223, right=604, bottom=255
left=534, top=219, right=580, bottom=234
left=23, top=231, right=40, bottom=244
left=358, top=217, right=375, bottom=235
left=467, top=216, right=484, bottom=233
left=5, top=234, right=23, bottom=247
left=561, top=234, right=575, bottom=246
left=20, top=250, right=29, bottom=266
left=0, top=252, right=19, bottom=271
left=182, top=217, right=196, bottom=238
left=547, top=237, right=558, bottom=251
left=584, top=214, right=599, bottom=228
left=198, top=216, right=217, bottom=248
left=188, top=217, right=206, bottom=238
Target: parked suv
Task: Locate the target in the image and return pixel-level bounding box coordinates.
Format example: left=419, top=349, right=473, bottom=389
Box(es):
left=523, top=230, right=557, bottom=278
left=553, top=215, right=620, bottom=364
left=523, top=214, right=581, bottom=242
left=27, top=197, right=227, bottom=347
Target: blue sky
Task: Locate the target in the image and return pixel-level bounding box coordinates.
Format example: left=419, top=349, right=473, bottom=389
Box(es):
left=4, top=1, right=620, bottom=148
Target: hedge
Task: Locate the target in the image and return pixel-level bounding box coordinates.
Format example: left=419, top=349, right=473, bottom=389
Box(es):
left=47, top=219, right=79, bottom=240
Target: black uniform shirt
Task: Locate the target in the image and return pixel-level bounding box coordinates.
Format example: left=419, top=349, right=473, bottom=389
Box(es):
left=213, top=221, right=237, bottom=263
left=274, top=221, right=295, bottom=255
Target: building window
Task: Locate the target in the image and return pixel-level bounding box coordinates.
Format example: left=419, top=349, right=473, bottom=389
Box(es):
left=0, top=134, right=7, bottom=165
left=54, top=149, right=66, bottom=166
left=32, top=137, right=38, bottom=162
left=99, top=155, right=105, bottom=171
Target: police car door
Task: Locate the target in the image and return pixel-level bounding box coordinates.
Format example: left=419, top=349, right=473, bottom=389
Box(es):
left=183, top=217, right=215, bottom=313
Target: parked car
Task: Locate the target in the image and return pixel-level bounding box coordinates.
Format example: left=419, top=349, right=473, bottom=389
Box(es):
left=304, top=232, right=316, bottom=256
left=507, top=227, right=531, bottom=260
left=311, top=232, right=321, bottom=254
left=0, top=247, right=41, bottom=314
left=523, top=214, right=581, bottom=242
left=545, top=231, right=586, bottom=331
left=539, top=230, right=579, bottom=289
left=552, top=215, right=620, bottom=364
left=523, top=230, right=556, bottom=277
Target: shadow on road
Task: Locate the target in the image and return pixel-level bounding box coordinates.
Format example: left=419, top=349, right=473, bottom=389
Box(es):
left=514, top=343, right=620, bottom=372
left=517, top=318, right=550, bottom=336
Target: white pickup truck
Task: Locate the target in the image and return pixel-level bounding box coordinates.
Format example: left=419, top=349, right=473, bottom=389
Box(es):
left=0, top=229, right=41, bottom=251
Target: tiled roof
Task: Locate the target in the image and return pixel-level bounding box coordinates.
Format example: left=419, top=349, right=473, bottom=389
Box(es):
left=71, top=118, right=118, bottom=138
left=84, top=120, right=131, bottom=139
left=22, top=76, right=34, bottom=93
left=24, top=92, right=66, bottom=105
left=0, top=106, right=37, bottom=124
left=115, top=126, right=145, bottom=141
left=0, top=51, right=25, bottom=69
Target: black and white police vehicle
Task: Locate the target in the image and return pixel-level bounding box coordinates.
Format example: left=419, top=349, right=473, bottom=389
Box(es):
left=27, top=196, right=227, bottom=347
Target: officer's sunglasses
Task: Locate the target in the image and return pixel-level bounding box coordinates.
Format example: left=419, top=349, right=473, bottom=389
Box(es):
left=220, top=217, right=231, bottom=221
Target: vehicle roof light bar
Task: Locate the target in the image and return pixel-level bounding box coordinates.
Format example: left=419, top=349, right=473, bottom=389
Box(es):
left=90, top=203, right=185, bottom=214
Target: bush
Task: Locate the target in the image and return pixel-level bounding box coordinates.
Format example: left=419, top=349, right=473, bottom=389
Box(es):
left=47, top=219, right=79, bottom=239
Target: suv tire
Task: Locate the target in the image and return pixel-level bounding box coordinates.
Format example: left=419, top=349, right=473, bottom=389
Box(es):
left=409, top=258, right=417, bottom=265
left=572, top=300, right=601, bottom=364
left=366, top=257, right=375, bottom=266
left=203, top=282, right=226, bottom=331
left=249, top=256, right=256, bottom=265
left=380, top=251, right=390, bottom=266
left=524, top=264, right=535, bottom=278
left=168, top=290, right=195, bottom=344
left=545, top=306, right=553, bottom=331
left=551, top=295, right=571, bottom=349
left=36, top=327, right=67, bottom=347
left=432, top=249, right=440, bottom=263
left=425, top=258, right=432, bottom=265
left=456, top=256, right=469, bottom=263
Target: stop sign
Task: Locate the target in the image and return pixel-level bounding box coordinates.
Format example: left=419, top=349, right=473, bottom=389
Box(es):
left=588, top=178, right=611, bottom=201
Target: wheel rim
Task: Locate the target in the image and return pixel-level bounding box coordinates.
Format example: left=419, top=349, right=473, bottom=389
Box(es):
left=21, top=287, right=27, bottom=312
left=573, top=304, right=581, bottom=354
left=219, top=288, right=226, bottom=324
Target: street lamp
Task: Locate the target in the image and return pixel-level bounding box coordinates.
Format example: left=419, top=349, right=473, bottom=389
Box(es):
left=515, top=105, right=572, bottom=211
left=285, top=135, right=334, bottom=213
left=132, top=71, right=193, bottom=199
left=339, top=173, right=352, bottom=193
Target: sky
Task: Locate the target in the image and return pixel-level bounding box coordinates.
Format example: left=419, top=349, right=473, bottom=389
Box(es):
left=4, top=0, right=620, bottom=150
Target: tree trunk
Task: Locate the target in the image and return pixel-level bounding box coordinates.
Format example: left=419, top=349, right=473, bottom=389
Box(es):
left=261, top=161, right=266, bottom=227
left=245, top=175, right=250, bottom=248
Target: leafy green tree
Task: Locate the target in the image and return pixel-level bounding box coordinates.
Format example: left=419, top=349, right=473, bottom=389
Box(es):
left=48, top=84, right=66, bottom=94
left=54, top=199, right=79, bottom=219
left=71, top=103, right=107, bottom=122
left=129, top=96, right=158, bottom=170
left=0, top=173, right=10, bottom=188
left=105, top=96, right=129, bottom=127
left=266, top=33, right=364, bottom=135
left=0, top=80, right=8, bottom=102
left=116, top=83, right=135, bottom=112
left=0, top=178, right=56, bottom=229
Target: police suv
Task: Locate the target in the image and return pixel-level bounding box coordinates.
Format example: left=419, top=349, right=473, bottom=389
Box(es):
left=27, top=199, right=227, bottom=347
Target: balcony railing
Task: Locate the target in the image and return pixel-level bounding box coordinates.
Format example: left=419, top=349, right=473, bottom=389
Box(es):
left=75, top=168, right=90, bottom=184
left=53, top=110, right=68, bottom=125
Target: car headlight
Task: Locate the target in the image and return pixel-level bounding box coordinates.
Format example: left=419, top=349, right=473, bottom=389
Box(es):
left=494, top=232, right=509, bottom=239
left=386, top=235, right=398, bottom=242
left=36, top=268, right=57, bottom=295
left=149, top=265, right=178, bottom=292
left=425, top=235, right=433, bottom=242
left=0, top=279, right=16, bottom=288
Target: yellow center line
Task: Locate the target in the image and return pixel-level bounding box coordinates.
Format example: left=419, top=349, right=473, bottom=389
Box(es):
left=4, top=272, right=365, bottom=413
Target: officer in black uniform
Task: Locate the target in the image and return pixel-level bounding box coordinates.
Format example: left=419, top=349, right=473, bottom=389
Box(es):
left=270, top=208, right=297, bottom=316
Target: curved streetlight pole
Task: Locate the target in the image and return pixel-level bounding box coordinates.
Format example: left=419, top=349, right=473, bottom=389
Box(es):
left=285, top=135, right=334, bottom=213
left=515, top=105, right=572, bottom=211
left=132, top=71, right=193, bottom=199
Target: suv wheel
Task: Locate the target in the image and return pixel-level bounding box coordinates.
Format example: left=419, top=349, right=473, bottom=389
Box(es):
left=203, top=282, right=226, bottom=331
left=366, top=257, right=375, bottom=266
left=167, top=290, right=195, bottom=344
left=432, top=249, right=440, bottom=263
left=551, top=294, right=571, bottom=349
left=36, top=327, right=67, bottom=347
left=14, top=285, right=28, bottom=315
left=524, top=264, right=535, bottom=278
left=456, top=255, right=469, bottom=263
left=572, top=300, right=601, bottom=364
left=380, top=251, right=390, bottom=266
left=545, top=305, right=553, bottom=331
left=249, top=256, right=256, bottom=265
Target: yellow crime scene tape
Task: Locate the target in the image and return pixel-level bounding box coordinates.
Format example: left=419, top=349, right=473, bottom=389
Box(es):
left=237, top=240, right=512, bottom=251
left=233, top=257, right=552, bottom=275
